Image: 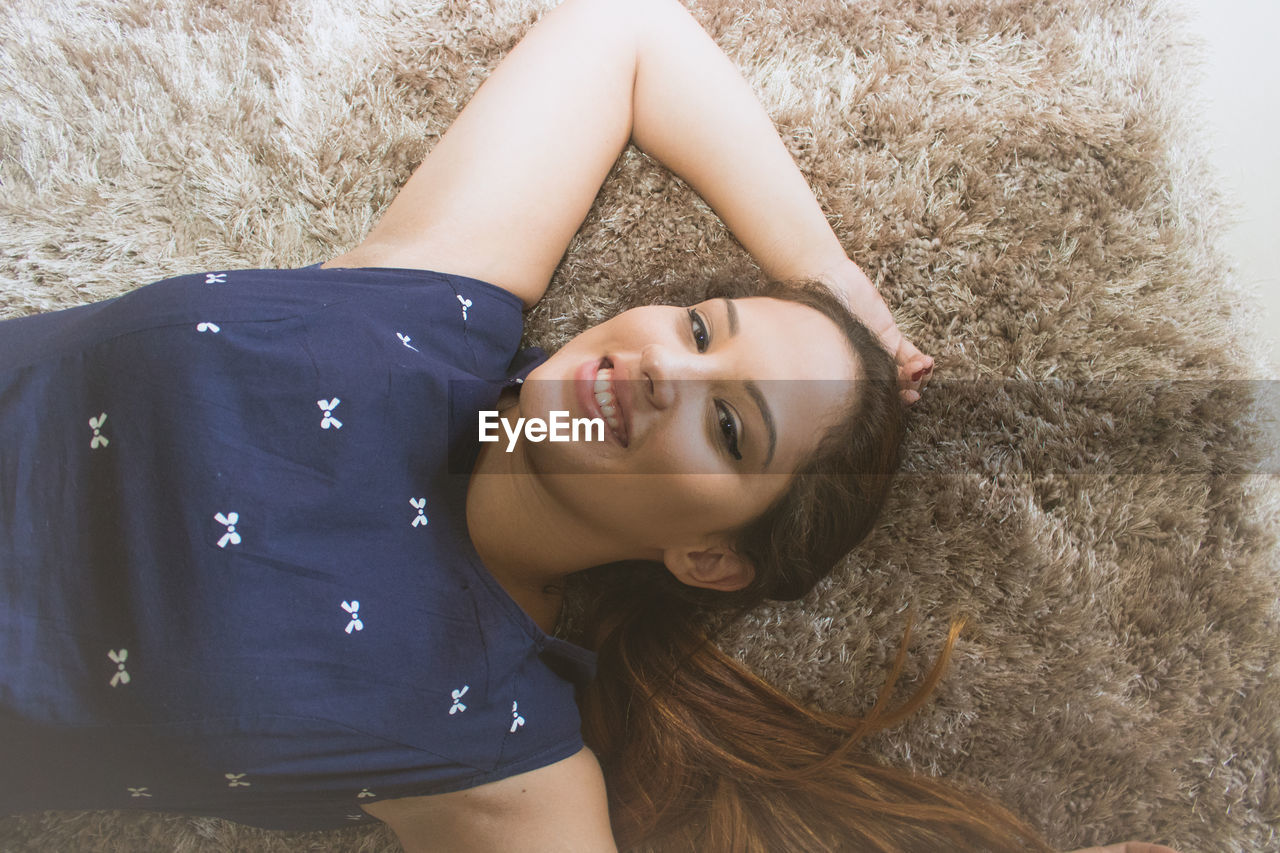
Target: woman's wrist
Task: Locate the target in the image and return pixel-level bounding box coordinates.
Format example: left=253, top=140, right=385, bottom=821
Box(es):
left=811, top=257, right=934, bottom=405
left=811, top=259, right=898, bottom=341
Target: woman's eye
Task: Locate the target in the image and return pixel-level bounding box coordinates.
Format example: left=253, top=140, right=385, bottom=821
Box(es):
left=716, top=402, right=742, bottom=460
left=687, top=308, right=709, bottom=353
left=689, top=308, right=739, bottom=461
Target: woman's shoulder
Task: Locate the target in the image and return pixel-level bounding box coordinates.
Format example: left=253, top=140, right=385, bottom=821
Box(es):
left=318, top=250, right=535, bottom=311
left=362, top=747, right=616, bottom=852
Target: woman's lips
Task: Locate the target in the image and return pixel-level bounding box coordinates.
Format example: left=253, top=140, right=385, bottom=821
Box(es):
left=575, top=357, right=628, bottom=446
left=605, top=358, right=633, bottom=434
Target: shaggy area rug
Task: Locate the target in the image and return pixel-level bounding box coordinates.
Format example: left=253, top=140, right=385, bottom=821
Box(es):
left=2, top=0, right=1278, bottom=850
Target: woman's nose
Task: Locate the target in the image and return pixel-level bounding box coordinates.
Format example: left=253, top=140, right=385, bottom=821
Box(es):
left=638, top=342, right=702, bottom=410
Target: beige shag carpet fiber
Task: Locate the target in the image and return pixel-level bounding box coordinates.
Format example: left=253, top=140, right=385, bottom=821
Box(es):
left=3, top=0, right=1279, bottom=850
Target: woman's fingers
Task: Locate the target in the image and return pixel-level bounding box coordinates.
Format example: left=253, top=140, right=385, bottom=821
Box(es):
left=909, top=354, right=935, bottom=383
left=816, top=260, right=933, bottom=406
left=897, top=347, right=933, bottom=407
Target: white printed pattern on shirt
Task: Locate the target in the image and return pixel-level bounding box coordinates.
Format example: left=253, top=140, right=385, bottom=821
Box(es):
left=126, top=773, right=268, bottom=798
left=214, top=512, right=240, bottom=548
left=510, top=701, right=525, bottom=733
left=450, top=685, right=469, bottom=715
left=342, top=600, right=363, bottom=634
left=396, top=332, right=419, bottom=352
left=89, top=413, right=109, bottom=449
left=456, top=294, right=472, bottom=321
left=196, top=322, right=220, bottom=333
left=410, top=498, right=428, bottom=527
left=205, top=273, right=227, bottom=285
left=108, top=649, right=130, bottom=687
left=318, top=398, right=343, bottom=429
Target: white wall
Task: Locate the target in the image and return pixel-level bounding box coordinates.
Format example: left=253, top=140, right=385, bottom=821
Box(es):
left=1180, top=0, right=1280, bottom=375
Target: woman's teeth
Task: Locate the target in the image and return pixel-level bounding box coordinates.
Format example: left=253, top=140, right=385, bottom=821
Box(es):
left=593, top=367, right=624, bottom=439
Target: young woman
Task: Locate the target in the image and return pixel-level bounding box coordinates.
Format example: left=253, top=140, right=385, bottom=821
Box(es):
left=0, top=0, right=1181, bottom=850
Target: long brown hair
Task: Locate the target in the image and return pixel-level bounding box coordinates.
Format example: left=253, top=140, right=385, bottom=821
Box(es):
left=568, top=279, right=1051, bottom=852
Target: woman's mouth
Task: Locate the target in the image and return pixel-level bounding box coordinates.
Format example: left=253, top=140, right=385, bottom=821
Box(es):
left=579, top=357, right=628, bottom=446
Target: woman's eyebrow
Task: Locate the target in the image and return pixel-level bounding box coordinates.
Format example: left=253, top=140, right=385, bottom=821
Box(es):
left=721, top=296, right=740, bottom=336
left=717, top=298, right=776, bottom=470
left=747, top=381, right=777, bottom=471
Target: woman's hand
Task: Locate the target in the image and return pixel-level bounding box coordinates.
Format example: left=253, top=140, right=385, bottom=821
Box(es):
left=820, top=260, right=934, bottom=406
left=870, top=314, right=934, bottom=407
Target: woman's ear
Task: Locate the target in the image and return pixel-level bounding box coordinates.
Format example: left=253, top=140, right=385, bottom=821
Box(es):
left=663, top=545, right=755, bottom=592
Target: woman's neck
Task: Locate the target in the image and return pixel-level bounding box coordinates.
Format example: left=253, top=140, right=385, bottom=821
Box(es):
left=464, top=400, right=633, bottom=633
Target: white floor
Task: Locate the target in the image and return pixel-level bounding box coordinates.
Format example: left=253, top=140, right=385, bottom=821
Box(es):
left=1179, top=0, right=1280, bottom=376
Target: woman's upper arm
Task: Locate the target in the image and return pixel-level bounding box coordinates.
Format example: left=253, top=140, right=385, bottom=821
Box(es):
left=330, top=0, right=640, bottom=310
left=362, top=747, right=617, bottom=853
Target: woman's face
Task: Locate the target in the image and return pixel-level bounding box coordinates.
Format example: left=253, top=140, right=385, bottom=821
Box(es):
left=514, top=296, right=862, bottom=559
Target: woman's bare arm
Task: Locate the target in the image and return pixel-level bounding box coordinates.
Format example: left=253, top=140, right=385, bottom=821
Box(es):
left=325, top=0, right=635, bottom=307
left=361, top=747, right=616, bottom=853
left=327, top=0, right=931, bottom=400
left=624, top=0, right=934, bottom=400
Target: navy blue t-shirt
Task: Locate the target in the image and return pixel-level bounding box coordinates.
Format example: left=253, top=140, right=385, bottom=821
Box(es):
left=0, top=266, right=597, bottom=830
